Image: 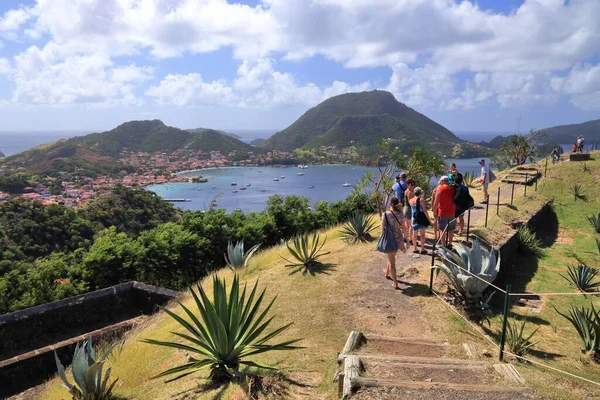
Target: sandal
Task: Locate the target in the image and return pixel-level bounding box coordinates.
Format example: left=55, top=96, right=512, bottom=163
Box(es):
left=413, top=250, right=420, bottom=254
left=420, top=250, right=428, bottom=255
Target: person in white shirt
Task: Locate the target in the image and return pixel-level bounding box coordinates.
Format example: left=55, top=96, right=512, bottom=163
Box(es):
left=479, top=159, right=490, bottom=204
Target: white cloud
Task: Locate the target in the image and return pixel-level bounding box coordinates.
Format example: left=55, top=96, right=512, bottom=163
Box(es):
left=147, top=58, right=371, bottom=108
left=1, top=0, right=600, bottom=110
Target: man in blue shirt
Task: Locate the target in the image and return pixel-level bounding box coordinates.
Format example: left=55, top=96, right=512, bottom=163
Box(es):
left=392, top=173, right=408, bottom=203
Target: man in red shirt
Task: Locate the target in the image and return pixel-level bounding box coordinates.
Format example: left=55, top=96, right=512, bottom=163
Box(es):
left=433, top=175, right=456, bottom=246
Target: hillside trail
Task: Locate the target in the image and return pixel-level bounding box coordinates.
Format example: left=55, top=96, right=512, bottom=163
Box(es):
left=336, top=214, right=536, bottom=399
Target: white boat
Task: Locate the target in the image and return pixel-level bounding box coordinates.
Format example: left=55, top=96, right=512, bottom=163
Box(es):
left=233, top=190, right=238, bottom=193
left=280, top=175, right=285, bottom=179
left=308, top=185, right=314, bottom=189
left=231, top=182, right=237, bottom=186
left=273, top=178, right=279, bottom=181
left=342, top=176, right=352, bottom=187
left=260, top=189, right=267, bottom=192
left=240, top=187, right=247, bottom=190
left=211, top=185, right=217, bottom=188
left=297, top=172, right=304, bottom=176
left=302, top=165, right=308, bottom=169
left=246, top=183, right=251, bottom=186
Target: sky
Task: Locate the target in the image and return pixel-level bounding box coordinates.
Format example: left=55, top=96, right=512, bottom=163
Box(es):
left=0, top=0, right=599, bottom=134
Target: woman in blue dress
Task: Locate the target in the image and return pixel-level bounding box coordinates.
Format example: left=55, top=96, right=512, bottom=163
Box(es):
left=381, top=196, right=408, bottom=290
left=409, top=187, right=432, bottom=254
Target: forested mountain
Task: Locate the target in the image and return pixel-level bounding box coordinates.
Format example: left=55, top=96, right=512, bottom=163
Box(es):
left=186, top=127, right=241, bottom=139
left=262, top=90, right=470, bottom=156
left=0, top=120, right=253, bottom=175
left=543, top=119, right=600, bottom=144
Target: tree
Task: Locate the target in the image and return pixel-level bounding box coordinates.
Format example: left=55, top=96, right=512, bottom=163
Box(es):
left=497, top=129, right=548, bottom=166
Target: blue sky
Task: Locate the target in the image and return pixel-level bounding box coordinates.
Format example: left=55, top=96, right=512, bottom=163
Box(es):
left=1, top=0, right=599, bottom=134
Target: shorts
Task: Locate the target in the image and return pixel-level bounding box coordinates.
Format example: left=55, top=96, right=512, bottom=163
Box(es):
left=403, top=204, right=411, bottom=219
left=482, top=182, right=489, bottom=191
left=437, top=216, right=456, bottom=233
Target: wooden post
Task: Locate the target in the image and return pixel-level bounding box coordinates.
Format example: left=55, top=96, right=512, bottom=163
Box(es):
left=510, top=183, right=515, bottom=205
left=466, top=208, right=471, bottom=242
left=343, top=356, right=362, bottom=399
left=338, top=331, right=365, bottom=363
left=484, top=198, right=490, bottom=227
left=544, top=157, right=548, bottom=176
left=499, top=284, right=512, bottom=362
left=496, top=187, right=500, bottom=215
left=524, top=174, right=528, bottom=196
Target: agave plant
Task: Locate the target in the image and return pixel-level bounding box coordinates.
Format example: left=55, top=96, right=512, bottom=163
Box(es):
left=340, top=212, right=377, bottom=244
left=561, top=264, right=600, bottom=293
left=597, top=238, right=600, bottom=256
left=282, top=232, right=330, bottom=273
left=506, top=318, right=540, bottom=358
left=54, top=339, right=119, bottom=400
left=587, top=213, right=600, bottom=234
left=142, top=274, right=302, bottom=383
left=517, top=226, right=544, bottom=257
left=556, top=304, right=600, bottom=360
left=435, top=238, right=501, bottom=300
left=463, top=171, right=477, bottom=188
left=569, top=183, right=587, bottom=201
left=224, top=240, right=261, bottom=270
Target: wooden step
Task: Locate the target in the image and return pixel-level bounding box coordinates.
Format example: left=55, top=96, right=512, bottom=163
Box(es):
left=351, top=377, right=530, bottom=393
left=353, top=353, right=487, bottom=366
left=367, top=335, right=448, bottom=347
left=363, top=360, right=485, bottom=370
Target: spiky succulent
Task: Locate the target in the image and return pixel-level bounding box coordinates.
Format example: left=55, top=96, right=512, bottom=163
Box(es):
left=556, top=304, right=600, bottom=360
left=435, top=238, right=501, bottom=300
left=587, top=213, right=600, bottom=234
left=506, top=319, right=540, bottom=358
left=340, top=212, right=377, bottom=244
left=224, top=240, right=261, bottom=270
left=142, top=274, right=302, bottom=383
left=54, top=339, right=119, bottom=400
left=282, top=232, right=330, bottom=274
left=561, top=264, right=600, bottom=293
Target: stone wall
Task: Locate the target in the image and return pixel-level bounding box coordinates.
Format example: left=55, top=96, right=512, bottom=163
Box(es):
left=0, top=281, right=179, bottom=398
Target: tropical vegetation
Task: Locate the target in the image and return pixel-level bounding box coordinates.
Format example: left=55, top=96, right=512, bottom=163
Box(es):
left=556, top=304, right=600, bottom=361
left=506, top=318, right=540, bottom=358
left=282, top=232, right=330, bottom=275
left=560, top=264, right=600, bottom=293
left=224, top=240, right=262, bottom=270
left=587, top=213, right=600, bottom=233
left=142, top=275, right=302, bottom=383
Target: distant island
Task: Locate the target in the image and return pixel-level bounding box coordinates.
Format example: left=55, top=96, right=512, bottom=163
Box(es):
left=0, top=150, right=4, bottom=158
left=262, top=90, right=486, bottom=159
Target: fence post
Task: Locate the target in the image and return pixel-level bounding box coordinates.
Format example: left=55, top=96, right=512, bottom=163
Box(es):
left=466, top=208, right=471, bottom=242
left=510, top=183, right=515, bottom=205
left=445, top=228, right=449, bottom=247
left=544, top=157, right=548, bottom=176
left=524, top=174, right=528, bottom=196
left=535, top=176, right=538, bottom=191
left=429, top=263, right=435, bottom=294
left=496, top=187, right=500, bottom=215
left=484, top=198, right=490, bottom=227
left=499, top=284, right=512, bottom=362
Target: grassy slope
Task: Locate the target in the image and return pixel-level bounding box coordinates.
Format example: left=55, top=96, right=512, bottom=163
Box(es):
left=40, top=228, right=362, bottom=400
left=428, top=154, right=600, bottom=400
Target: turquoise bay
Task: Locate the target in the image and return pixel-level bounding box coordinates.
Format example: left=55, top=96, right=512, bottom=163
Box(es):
left=147, top=158, right=483, bottom=212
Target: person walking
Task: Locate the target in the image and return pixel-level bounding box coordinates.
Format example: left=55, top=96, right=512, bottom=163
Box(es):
left=453, top=174, right=472, bottom=235
left=392, top=173, right=408, bottom=203
left=409, top=187, right=431, bottom=254
left=433, top=176, right=456, bottom=247
left=447, top=163, right=459, bottom=185
left=381, top=196, right=408, bottom=290
left=479, top=159, right=490, bottom=204
left=403, top=179, right=416, bottom=244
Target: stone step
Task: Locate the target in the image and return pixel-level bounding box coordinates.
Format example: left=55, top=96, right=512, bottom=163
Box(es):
left=362, top=359, right=488, bottom=385
left=366, top=335, right=448, bottom=347
left=352, top=377, right=531, bottom=393
left=353, top=353, right=487, bottom=366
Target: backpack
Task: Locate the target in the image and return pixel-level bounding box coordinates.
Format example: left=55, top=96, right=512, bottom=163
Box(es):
left=488, top=169, right=497, bottom=183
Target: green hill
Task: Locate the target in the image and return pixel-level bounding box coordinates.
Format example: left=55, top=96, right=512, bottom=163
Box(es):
left=186, top=127, right=241, bottom=139
left=263, top=90, right=465, bottom=155
left=0, top=120, right=254, bottom=175
left=543, top=119, right=600, bottom=144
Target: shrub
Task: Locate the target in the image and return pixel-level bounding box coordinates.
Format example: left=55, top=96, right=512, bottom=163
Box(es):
left=561, top=264, right=600, bottom=293
left=517, top=226, right=544, bottom=257
left=142, top=275, right=302, bottom=383
left=581, top=162, right=592, bottom=174
left=436, top=238, right=501, bottom=301
left=587, top=213, right=600, bottom=234
left=597, top=238, right=600, bottom=256
left=506, top=319, right=540, bottom=358
left=282, top=232, right=330, bottom=274
left=224, top=240, right=261, bottom=270
left=54, top=339, right=120, bottom=400
left=569, top=183, right=587, bottom=201
left=340, top=212, right=377, bottom=244
left=556, top=304, right=600, bottom=361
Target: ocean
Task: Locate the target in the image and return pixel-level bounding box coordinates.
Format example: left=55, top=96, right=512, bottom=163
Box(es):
left=0, top=131, right=87, bottom=157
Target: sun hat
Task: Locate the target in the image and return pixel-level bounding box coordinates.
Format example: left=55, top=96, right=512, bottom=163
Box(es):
left=439, top=175, right=449, bottom=182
